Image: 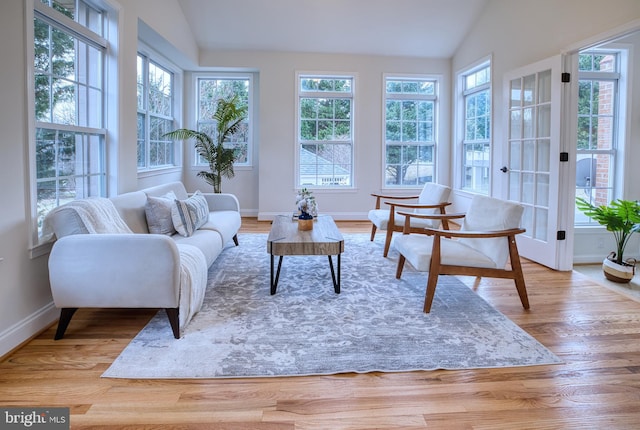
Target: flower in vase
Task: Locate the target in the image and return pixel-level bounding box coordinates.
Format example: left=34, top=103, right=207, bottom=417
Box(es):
left=296, top=188, right=317, bottom=218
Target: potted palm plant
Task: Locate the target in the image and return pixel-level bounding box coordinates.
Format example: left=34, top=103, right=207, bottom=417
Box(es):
left=164, top=94, right=247, bottom=193
left=576, top=197, right=640, bottom=283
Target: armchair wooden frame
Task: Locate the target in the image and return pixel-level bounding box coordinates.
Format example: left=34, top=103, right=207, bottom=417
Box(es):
left=370, top=193, right=451, bottom=257
left=394, top=211, right=530, bottom=313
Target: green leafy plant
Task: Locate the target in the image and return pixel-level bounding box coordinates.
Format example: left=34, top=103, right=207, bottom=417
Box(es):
left=576, top=197, right=640, bottom=264
left=164, top=95, right=247, bottom=193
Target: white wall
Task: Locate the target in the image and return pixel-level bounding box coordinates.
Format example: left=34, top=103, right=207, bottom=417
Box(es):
left=452, top=0, right=640, bottom=263
left=0, top=0, right=57, bottom=357
left=0, top=0, right=197, bottom=357
left=195, top=50, right=451, bottom=219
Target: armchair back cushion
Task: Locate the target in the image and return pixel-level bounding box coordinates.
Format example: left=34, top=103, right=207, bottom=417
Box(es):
left=458, top=195, right=524, bottom=268
left=415, top=183, right=452, bottom=228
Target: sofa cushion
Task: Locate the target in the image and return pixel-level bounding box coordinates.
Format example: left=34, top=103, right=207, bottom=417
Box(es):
left=172, top=191, right=209, bottom=237
left=172, top=229, right=223, bottom=267
left=145, top=191, right=177, bottom=236
left=201, top=211, right=242, bottom=245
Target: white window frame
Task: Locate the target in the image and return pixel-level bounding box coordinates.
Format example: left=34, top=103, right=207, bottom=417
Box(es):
left=137, top=44, right=182, bottom=174
left=193, top=73, right=253, bottom=168
left=27, top=0, right=118, bottom=253
left=575, top=47, right=628, bottom=226
left=296, top=72, right=355, bottom=189
left=382, top=74, right=439, bottom=189
left=455, top=58, right=492, bottom=195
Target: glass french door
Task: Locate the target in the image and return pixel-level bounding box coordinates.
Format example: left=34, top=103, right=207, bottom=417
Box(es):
left=501, top=56, right=568, bottom=270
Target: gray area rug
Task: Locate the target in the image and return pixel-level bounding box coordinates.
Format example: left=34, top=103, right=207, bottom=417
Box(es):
left=103, top=233, right=561, bottom=379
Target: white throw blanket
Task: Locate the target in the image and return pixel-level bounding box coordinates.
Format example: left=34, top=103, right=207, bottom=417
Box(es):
left=42, top=197, right=133, bottom=241
left=176, top=244, right=207, bottom=333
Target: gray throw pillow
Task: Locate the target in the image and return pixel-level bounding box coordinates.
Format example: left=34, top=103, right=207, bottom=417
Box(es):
left=171, top=191, right=209, bottom=237
left=145, top=191, right=178, bottom=235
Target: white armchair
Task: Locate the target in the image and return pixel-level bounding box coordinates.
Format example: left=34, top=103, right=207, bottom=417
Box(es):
left=368, top=183, right=451, bottom=257
left=393, top=194, right=530, bottom=313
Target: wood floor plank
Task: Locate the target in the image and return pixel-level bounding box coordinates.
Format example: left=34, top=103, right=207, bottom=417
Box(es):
left=2, top=218, right=640, bottom=428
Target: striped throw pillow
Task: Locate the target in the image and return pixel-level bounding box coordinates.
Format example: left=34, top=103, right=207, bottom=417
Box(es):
left=171, top=191, right=209, bottom=237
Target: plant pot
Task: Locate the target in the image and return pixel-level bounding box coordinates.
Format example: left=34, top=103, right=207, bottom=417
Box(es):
left=298, top=212, right=313, bottom=231
left=602, top=252, right=636, bottom=283
left=298, top=218, right=313, bottom=231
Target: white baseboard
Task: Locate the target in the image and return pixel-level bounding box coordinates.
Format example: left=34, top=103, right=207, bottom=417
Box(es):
left=0, top=301, right=58, bottom=358
left=240, top=208, right=258, bottom=218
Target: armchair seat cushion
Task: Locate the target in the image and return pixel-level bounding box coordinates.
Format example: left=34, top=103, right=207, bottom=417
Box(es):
left=368, top=209, right=439, bottom=230
left=393, top=234, right=498, bottom=271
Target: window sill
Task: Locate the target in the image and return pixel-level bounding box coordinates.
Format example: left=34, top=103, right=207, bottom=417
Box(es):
left=137, top=166, right=182, bottom=178
left=191, top=165, right=253, bottom=171
left=29, top=240, right=53, bottom=260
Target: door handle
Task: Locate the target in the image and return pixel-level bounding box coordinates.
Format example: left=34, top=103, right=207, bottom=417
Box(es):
left=500, top=166, right=509, bottom=173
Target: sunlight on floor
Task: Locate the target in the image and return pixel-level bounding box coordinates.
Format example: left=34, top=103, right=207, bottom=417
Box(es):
left=573, top=264, right=640, bottom=303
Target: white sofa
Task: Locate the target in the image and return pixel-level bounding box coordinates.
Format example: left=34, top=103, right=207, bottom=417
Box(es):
left=45, top=181, right=241, bottom=339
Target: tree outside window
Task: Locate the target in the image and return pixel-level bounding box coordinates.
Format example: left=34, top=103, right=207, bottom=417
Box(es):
left=197, top=77, right=251, bottom=166
left=298, top=76, right=353, bottom=187
left=34, top=0, right=107, bottom=239
left=460, top=63, right=491, bottom=194
left=137, top=55, right=175, bottom=169
left=384, top=77, right=437, bottom=187
left=575, top=52, right=619, bottom=224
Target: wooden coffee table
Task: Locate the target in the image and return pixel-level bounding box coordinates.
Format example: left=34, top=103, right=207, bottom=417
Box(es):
left=267, top=214, right=344, bottom=295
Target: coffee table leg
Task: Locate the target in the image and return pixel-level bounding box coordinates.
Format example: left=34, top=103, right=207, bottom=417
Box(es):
left=328, top=254, right=341, bottom=294
left=337, top=253, right=341, bottom=293
left=271, top=255, right=283, bottom=295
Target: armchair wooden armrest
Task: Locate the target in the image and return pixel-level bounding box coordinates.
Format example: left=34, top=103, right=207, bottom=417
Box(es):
left=385, top=201, right=451, bottom=210
left=424, top=227, right=526, bottom=238
left=370, top=193, right=419, bottom=209
left=397, top=210, right=465, bottom=233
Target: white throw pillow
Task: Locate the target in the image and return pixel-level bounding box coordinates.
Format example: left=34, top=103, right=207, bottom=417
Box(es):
left=171, top=191, right=209, bottom=237
left=145, top=191, right=177, bottom=235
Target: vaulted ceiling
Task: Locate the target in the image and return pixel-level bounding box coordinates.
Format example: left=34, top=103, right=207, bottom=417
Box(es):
left=177, top=0, right=489, bottom=58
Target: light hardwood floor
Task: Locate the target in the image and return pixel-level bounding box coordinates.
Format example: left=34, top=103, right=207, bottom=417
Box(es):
left=2, top=219, right=640, bottom=429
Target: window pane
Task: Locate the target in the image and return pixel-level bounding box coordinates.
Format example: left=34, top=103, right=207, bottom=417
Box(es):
left=196, top=77, right=250, bottom=167
left=148, top=62, right=172, bottom=116
left=35, top=128, right=106, bottom=236
left=298, top=75, right=353, bottom=187
left=301, top=77, right=352, bottom=93
left=510, top=78, right=521, bottom=108
left=35, top=18, right=103, bottom=129
left=385, top=77, right=437, bottom=187
left=575, top=51, right=619, bottom=225
left=137, top=55, right=144, bottom=110
left=137, top=114, right=145, bottom=168
left=461, top=65, right=491, bottom=193
left=33, top=2, right=107, bottom=240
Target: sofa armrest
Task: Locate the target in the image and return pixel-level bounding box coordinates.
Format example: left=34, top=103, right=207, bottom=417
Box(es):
left=48, top=234, right=181, bottom=309
left=199, top=192, right=240, bottom=212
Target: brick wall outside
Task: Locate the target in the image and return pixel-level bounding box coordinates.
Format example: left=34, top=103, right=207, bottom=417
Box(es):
left=595, top=55, right=615, bottom=206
